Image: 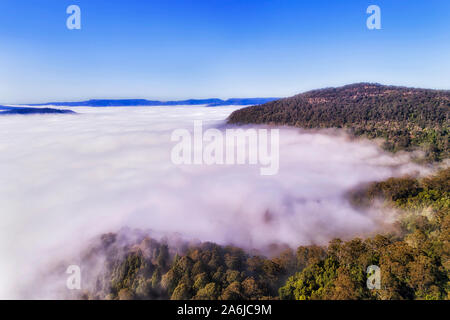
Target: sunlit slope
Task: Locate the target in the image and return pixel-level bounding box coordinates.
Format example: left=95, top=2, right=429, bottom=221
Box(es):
left=229, top=83, right=450, bottom=161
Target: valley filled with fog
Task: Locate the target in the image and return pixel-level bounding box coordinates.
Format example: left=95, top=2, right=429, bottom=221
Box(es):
left=0, top=105, right=429, bottom=298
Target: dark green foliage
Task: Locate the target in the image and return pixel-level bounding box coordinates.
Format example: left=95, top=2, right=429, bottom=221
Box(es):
left=87, top=238, right=296, bottom=300
left=366, top=176, right=421, bottom=203
left=280, top=168, right=450, bottom=300
left=358, top=168, right=450, bottom=210
left=83, top=169, right=449, bottom=300
left=228, top=83, right=450, bottom=161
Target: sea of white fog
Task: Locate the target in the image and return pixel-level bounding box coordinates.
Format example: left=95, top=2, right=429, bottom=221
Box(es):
left=0, top=105, right=430, bottom=298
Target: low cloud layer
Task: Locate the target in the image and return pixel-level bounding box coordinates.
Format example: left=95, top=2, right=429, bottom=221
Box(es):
left=0, top=105, right=428, bottom=298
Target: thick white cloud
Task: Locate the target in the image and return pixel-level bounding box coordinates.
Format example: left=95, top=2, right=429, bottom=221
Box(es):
left=0, top=105, right=428, bottom=298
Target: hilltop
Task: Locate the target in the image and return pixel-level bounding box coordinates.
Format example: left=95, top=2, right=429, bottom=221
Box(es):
left=228, top=83, right=449, bottom=161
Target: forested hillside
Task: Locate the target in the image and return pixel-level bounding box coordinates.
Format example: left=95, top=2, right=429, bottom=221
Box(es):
left=280, top=168, right=449, bottom=300
left=80, top=233, right=295, bottom=300
left=80, top=169, right=449, bottom=300
left=228, top=83, right=450, bottom=161
left=77, top=84, right=449, bottom=300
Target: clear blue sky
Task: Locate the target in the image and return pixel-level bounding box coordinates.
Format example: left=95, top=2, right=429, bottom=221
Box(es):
left=0, top=0, right=449, bottom=104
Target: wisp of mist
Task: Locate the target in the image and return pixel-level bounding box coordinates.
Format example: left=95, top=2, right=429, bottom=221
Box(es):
left=0, top=105, right=427, bottom=298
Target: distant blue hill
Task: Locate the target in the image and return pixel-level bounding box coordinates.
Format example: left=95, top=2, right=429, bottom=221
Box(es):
left=28, top=98, right=280, bottom=107
left=0, top=107, right=76, bottom=115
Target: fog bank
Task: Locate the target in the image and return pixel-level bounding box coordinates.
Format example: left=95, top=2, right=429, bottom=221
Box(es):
left=0, top=105, right=428, bottom=298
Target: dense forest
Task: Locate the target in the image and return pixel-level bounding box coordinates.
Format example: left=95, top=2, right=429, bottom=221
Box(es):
left=76, top=84, right=449, bottom=300
left=228, top=83, right=450, bottom=161
left=280, top=168, right=449, bottom=300
left=80, top=168, right=449, bottom=300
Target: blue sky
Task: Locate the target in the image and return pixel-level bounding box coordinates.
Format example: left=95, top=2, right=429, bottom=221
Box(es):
left=0, top=0, right=449, bottom=104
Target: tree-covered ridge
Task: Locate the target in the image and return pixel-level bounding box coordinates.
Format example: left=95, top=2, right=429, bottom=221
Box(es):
left=228, top=83, right=450, bottom=161
left=281, top=168, right=450, bottom=300
left=81, top=234, right=296, bottom=300
left=81, top=168, right=449, bottom=300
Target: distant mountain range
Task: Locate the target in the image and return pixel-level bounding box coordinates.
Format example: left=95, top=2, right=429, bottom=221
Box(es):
left=0, top=107, right=76, bottom=115
left=27, top=98, right=280, bottom=107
